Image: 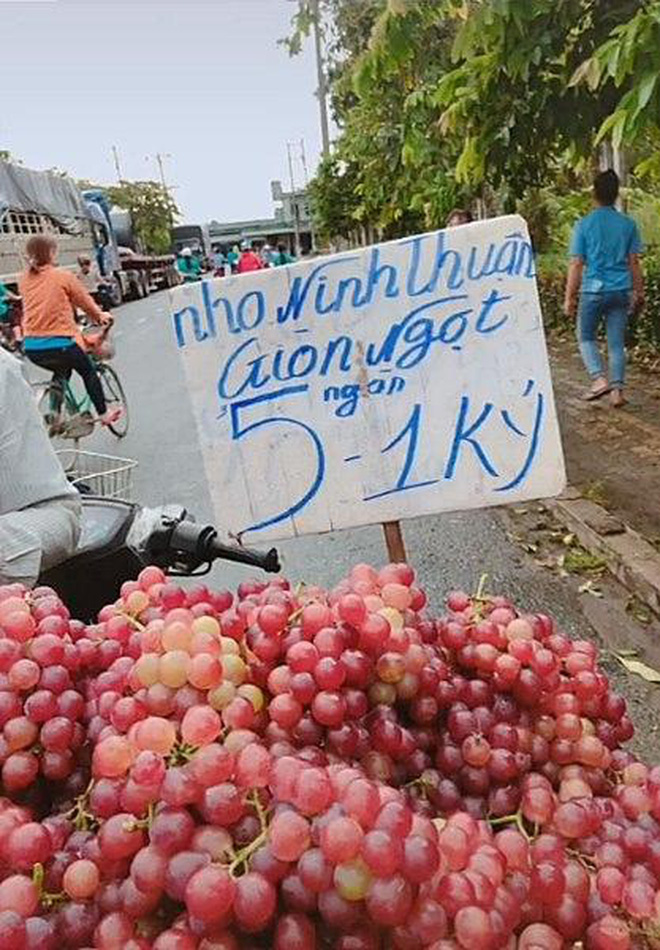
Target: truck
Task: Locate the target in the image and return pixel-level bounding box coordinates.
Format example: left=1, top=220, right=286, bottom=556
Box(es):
left=171, top=223, right=212, bottom=260
left=0, top=161, right=179, bottom=305
left=83, top=189, right=179, bottom=305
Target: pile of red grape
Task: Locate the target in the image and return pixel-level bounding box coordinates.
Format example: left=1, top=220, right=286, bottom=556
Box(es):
left=0, top=561, right=659, bottom=949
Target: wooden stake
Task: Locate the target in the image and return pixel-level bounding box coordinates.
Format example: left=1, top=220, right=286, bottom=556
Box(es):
left=382, top=521, right=407, bottom=563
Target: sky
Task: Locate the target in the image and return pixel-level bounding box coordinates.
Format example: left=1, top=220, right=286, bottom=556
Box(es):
left=0, top=0, right=324, bottom=223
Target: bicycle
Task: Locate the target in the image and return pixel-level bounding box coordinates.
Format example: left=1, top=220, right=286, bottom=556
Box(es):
left=32, top=320, right=129, bottom=441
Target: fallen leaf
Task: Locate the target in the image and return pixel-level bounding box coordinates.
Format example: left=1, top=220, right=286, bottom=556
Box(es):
left=562, top=533, right=576, bottom=547
left=577, top=581, right=603, bottom=598
left=626, top=596, right=653, bottom=626
left=614, top=654, right=660, bottom=683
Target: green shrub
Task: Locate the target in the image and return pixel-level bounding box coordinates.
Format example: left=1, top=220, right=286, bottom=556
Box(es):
left=630, top=255, right=660, bottom=352
left=537, top=254, right=660, bottom=353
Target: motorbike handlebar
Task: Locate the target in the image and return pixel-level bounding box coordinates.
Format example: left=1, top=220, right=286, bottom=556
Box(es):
left=163, top=519, right=281, bottom=574
left=208, top=538, right=281, bottom=574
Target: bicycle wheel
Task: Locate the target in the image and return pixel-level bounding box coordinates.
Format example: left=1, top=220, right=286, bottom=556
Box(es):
left=99, top=363, right=129, bottom=437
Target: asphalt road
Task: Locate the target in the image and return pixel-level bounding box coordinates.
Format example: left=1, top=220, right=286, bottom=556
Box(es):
left=72, top=293, right=591, bottom=634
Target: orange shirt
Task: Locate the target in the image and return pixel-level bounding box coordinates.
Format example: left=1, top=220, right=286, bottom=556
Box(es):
left=19, top=265, right=105, bottom=339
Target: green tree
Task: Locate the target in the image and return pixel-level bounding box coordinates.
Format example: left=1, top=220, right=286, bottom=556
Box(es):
left=289, top=0, right=656, bottom=241
left=412, top=0, right=644, bottom=200
left=286, top=0, right=462, bottom=239
left=572, top=1, right=660, bottom=176
left=308, top=155, right=361, bottom=242
left=103, top=180, right=179, bottom=254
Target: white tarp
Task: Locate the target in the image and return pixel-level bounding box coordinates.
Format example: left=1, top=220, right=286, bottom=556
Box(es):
left=0, top=162, right=89, bottom=231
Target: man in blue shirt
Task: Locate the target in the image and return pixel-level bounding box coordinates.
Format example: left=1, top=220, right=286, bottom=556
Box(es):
left=564, top=169, right=645, bottom=407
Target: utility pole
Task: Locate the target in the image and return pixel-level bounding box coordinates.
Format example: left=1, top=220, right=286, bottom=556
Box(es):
left=111, top=145, right=123, bottom=182
left=148, top=153, right=174, bottom=228
left=311, top=0, right=330, bottom=159
left=155, top=152, right=171, bottom=192
left=299, top=138, right=317, bottom=251
left=287, top=142, right=302, bottom=256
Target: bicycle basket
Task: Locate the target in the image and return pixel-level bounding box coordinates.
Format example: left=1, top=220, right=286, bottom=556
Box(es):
left=83, top=328, right=115, bottom=361
left=56, top=449, right=137, bottom=501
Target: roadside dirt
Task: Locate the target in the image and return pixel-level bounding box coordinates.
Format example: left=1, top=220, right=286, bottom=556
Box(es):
left=549, top=339, right=660, bottom=546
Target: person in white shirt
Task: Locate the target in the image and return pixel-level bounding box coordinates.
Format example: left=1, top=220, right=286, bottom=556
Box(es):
left=0, top=348, right=81, bottom=586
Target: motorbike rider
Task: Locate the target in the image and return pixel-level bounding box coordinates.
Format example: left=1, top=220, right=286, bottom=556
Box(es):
left=0, top=347, right=81, bottom=586
left=76, top=254, right=114, bottom=310
left=176, top=247, right=202, bottom=282
left=0, top=279, right=21, bottom=349
left=237, top=241, right=263, bottom=274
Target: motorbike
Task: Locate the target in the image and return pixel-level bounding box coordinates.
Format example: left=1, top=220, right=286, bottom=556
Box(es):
left=40, top=497, right=281, bottom=621
left=0, top=300, right=23, bottom=355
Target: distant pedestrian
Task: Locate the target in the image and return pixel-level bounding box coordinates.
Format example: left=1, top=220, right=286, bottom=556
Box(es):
left=211, top=246, right=226, bottom=276
left=564, top=169, right=645, bottom=408
left=260, top=244, right=274, bottom=268
left=446, top=209, right=473, bottom=228
left=227, top=245, right=240, bottom=273
left=237, top=242, right=263, bottom=274
left=273, top=243, right=295, bottom=266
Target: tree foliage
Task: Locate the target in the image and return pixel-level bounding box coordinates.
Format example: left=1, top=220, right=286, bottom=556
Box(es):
left=289, top=0, right=657, bottom=241
left=287, top=0, right=463, bottom=239
left=572, top=1, right=660, bottom=175
left=101, top=180, right=179, bottom=254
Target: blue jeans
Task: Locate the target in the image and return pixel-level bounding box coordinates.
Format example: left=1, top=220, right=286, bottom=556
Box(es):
left=577, top=291, right=630, bottom=388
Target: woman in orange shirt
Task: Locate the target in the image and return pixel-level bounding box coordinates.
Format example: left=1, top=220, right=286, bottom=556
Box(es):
left=20, top=236, right=121, bottom=427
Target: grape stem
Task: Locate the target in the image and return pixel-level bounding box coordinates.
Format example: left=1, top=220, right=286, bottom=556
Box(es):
left=287, top=605, right=305, bottom=625
left=167, top=740, right=199, bottom=766
left=474, top=573, right=490, bottom=602
left=64, top=779, right=98, bottom=831
left=125, top=802, right=156, bottom=832
left=119, top=610, right=146, bottom=631
left=225, top=789, right=271, bottom=877
left=32, top=863, right=67, bottom=910
left=248, top=788, right=269, bottom=832
left=488, top=810, right=532, bottom=840
left=567, top=847, right=597, bottom=871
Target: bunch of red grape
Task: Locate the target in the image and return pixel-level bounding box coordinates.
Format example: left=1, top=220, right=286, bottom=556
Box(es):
left=2, top=561, right=660, bottom=948
left=0, top=587, right=88, bottom=801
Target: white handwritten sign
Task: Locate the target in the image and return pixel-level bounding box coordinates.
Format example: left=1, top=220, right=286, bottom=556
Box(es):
left=168, top=216, right=565, bottom=542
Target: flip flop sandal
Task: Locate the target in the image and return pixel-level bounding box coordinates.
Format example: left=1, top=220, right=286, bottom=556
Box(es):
left=583, top=385, right=610, bottom=402
left=610, top=393, right=627, bottom=408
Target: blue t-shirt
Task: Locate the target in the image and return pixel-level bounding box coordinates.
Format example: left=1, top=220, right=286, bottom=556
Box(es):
left=570, top=206, right=643, bottom=293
